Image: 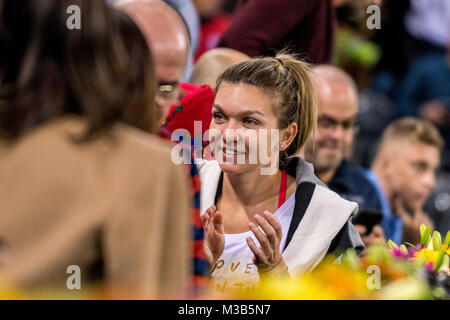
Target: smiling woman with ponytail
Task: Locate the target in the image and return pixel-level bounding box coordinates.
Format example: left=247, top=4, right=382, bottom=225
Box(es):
left=198, top=52, right=364, bottom=292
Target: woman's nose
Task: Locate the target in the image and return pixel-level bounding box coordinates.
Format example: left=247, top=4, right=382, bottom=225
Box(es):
left=222, top=120, right=240, bottom=138
left=223, top=128, right=240, bottom=145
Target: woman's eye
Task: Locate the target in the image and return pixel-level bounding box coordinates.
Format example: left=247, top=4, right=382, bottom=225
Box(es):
left=213, top=112, right=226, bottom=121
left=243, top=118, right=258, bottom=126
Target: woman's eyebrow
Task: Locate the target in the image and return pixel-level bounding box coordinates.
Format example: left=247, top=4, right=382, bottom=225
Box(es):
left=212, top=104, right=265, bottom=118
left=212, top=104, right=223, bottom=111
left=239, top=110, right=266, bottom=118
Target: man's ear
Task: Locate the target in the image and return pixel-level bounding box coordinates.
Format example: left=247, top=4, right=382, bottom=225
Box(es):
left=280, top=122, right=298, bottom=151
left=379, top=154, right=393, bottom=177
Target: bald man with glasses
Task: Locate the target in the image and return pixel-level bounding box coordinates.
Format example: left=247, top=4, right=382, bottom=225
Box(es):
left=116, top=0, right=190, bottom=121
left=304, top=65, right=385, bottom=251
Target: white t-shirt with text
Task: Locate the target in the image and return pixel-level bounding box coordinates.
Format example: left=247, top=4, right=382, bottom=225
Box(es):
left=211, top=193, right=296, bottom=294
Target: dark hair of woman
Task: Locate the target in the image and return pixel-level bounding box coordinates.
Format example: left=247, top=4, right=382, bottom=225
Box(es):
left=0, top=0, right=156, bottom=142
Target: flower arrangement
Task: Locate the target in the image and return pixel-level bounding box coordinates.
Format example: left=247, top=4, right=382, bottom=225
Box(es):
left=1, top=226, right=449, bottom=300
left=206, top=225, right=450, bottom=300
left=383, top=225, right=450, bottom=299
left=388, top=225, right=450, bottom=272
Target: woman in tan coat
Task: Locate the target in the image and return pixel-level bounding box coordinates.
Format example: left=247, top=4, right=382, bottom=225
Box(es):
left=0, top=0, right=190, bottom=298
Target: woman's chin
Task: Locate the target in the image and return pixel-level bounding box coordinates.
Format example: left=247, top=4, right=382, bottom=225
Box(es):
left=218, top=162, right=252, bottom=175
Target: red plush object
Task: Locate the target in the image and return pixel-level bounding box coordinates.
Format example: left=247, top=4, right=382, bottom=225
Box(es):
left=159, top=83, right=214, bottom=155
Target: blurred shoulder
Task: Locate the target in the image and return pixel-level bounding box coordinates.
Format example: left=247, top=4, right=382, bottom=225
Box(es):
left=0, top=116, right=178, bottom=175
left=114, top=122, right=173, bottom=158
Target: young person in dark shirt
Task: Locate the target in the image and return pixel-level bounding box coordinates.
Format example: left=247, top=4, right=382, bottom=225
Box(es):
left=367, top=118, right=443, bottom=244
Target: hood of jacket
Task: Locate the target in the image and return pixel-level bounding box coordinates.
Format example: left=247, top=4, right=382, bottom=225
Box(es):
left=196, top=157, right=359, bottom=275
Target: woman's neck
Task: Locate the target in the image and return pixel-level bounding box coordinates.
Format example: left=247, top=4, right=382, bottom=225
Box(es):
left=222, top=169, right=282, bottom=207
left=218, top=167, right=296, bottom=234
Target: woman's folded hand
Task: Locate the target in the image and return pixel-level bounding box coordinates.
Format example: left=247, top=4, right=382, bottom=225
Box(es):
left=246, top=210, right=289, bottom=279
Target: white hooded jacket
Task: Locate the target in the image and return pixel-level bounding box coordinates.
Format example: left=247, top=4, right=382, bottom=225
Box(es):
left=197, top=157, right=364, bottom=275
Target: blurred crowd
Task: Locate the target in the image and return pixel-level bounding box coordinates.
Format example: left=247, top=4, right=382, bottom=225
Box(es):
left=0, top=0, right=449, bottom=298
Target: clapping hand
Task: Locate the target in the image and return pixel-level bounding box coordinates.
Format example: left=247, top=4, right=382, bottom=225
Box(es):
left=246, top=211, right=288, bottom=277
left=201, top=205, right=225, bottom=269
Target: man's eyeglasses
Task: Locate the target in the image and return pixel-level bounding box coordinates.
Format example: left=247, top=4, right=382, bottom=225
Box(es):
left=317, top=115, right=360, bottom=133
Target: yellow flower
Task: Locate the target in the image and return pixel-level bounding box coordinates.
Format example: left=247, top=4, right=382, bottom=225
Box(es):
left=412, top=249, right=440, bottom=265
left=442, top=244, right=450, bottom=255
left=228, top=263, right=372, bottom=300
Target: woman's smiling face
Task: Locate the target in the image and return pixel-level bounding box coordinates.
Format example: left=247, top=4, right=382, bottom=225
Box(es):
left=210, top=82, right=281, bottom=175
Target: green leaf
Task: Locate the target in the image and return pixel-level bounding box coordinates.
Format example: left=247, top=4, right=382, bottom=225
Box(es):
left=404, top=242, right=419, bottom=251
left=420, top=224, right=427, bottom=237
left=388, top=239, right=399, bottom=249
left=420, top=226, right=431, bottom=247
left=445, top=231, right=450, bottom=246
left=432, top=231, right=442, bottom=251
left=434, top=250, right=446, bottom=271
left=400, top=244, right=408, bottom=256
left=442, top=255, right=449, bottom=270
